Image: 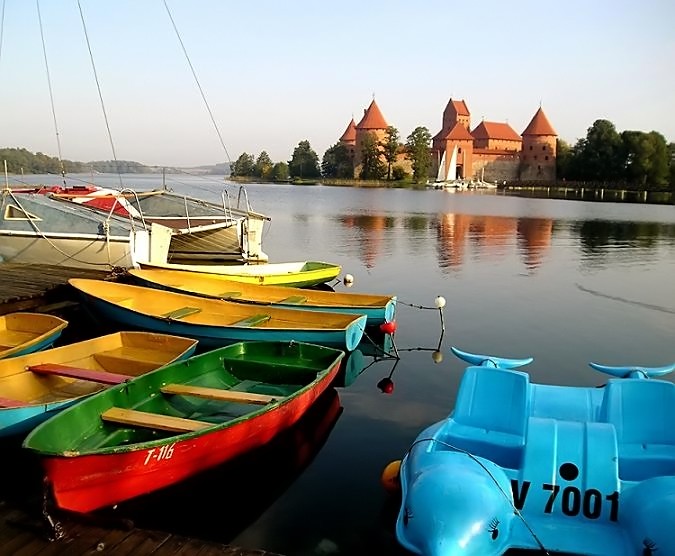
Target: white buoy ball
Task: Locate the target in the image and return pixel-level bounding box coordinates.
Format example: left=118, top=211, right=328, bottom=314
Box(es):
left=432, top=350, right=443, bottom=364
left=344, top=273, right=354, bottom=287
left=434, top=295, right=446, bottom=309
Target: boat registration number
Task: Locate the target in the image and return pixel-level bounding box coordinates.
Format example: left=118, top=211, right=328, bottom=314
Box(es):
left=512, top=480, right=619, bottom=521
left=144, top=443, right=176, bottom=465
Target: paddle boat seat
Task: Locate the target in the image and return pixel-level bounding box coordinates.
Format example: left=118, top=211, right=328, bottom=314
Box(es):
left=442, top=366, right=530, bottom=468
left=599, top=378, right=675, bottom=481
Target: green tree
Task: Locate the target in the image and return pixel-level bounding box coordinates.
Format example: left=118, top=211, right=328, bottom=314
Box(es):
left=574, top=119, right=623, bottom=182
left=555, top=138, right=573, bottom=180
left=254, top=151, right=273, bottom=180
left=391, top=165, right=407, bottom=180
left=231, top=152, right=255, bottom=177
left=380, top=126, right=400, bottom=180
left=405, top=126, right=432, bottom=183
left=271, top=162, right=289, bottom=182
left=288, top=140, right=321, bottom=179
left=620, top=131, right=670, bottom=187
left=359, top=133, right=386, bottom=180
left=321, top=143, right=353, bottom=178
left=669, top=143, right=675, bottom=192
left=0, top=147, right=85, bottom=173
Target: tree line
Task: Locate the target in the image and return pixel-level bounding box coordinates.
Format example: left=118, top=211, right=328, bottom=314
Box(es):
left=231, top=126, right=434, bottom=184
left=232, top=118, right=675, bottom=191
left=0, top=148, right=154, bottom=174
left=556, top=120, right=673, bottom=190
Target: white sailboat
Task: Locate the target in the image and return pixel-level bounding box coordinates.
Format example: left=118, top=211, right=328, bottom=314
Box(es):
left=447, top=145, right=458, bottom=181
left=436, top=145, right=467, bottom=191
left=435, top=150, right=447, bottom=182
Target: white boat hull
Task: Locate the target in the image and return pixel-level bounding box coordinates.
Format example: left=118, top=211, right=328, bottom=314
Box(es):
left=0, top=231, right=134, bottom=269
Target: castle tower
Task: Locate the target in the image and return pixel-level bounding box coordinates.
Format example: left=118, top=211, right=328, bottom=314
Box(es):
left=339, top=118, right=357, bottom=160
left=432, top=99, right=473, bottom=179
left=520, top=107, right=557, bottom=182
left=354, top=99, right=388, bottom=172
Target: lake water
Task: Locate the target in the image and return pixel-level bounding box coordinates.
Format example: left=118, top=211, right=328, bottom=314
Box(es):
left=5, top=174, right=675, bottom=555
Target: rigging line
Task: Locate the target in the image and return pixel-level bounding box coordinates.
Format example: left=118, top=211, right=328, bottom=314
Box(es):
left=76, top=0, right=124, bottom=191
left=0, top=0, right=5, bottom=68
left=162, top=0, right=231, bottom=164
left=36, top=0, right=66, bottom=186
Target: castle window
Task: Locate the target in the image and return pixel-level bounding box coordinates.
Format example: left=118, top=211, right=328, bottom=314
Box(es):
left=545, top=156, right=549, bottom=161
left=534, top=155, right=538, bottom=160
left=458, top=148, right=462, bottom=153
left=529, top=145, right=533, bottom=151
left=542, top=145, right=546, bottom=151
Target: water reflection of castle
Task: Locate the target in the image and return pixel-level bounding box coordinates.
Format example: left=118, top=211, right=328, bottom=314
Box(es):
left=340, top=214, right=553, bottom=270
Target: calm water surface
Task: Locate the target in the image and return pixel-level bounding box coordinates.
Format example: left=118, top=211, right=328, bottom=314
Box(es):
left=7, top=174, right=675, bottom=555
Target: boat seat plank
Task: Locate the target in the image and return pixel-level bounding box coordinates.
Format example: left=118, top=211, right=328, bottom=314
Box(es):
left=280, top=295, right=307, bottom=304
left=0, top=396, right=29, bottom=408
left=29, top=364, right=130, bottom=385
left=218, top=291, right=242, bottom=299
left=162, top=306, right=202, bottom=320
left=232, top=314, right=271, bottom=327
left=102, top=407, right=210, bottom=433
left=160, top=383, right=277, bottom=405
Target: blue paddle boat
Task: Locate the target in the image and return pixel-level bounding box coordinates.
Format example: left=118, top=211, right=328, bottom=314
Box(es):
left=394, top=347, right=675, bottom=556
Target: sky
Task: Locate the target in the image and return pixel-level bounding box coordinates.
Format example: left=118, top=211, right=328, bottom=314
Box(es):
left=0, top=0, right=674, bottom=168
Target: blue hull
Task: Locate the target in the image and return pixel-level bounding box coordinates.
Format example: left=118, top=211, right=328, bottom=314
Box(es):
left=396, top=350, right=675, bottom=556
left=82, top=295, right=366, bottom=352
left=0, top=399, right=77, bottom=437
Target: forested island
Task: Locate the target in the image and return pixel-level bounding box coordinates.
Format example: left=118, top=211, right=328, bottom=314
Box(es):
left=0, top=148, right=158, bottom=174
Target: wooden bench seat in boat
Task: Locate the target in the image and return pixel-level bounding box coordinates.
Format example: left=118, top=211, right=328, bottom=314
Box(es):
left=160, top=383, right=278, bottom=405
left=279, top=295, right=307, bottom=304
left=218, top=291, right=242, bottom=299
left=162, top=306, right=202, bottom=320
left=28, top=364, right=130, bottom=385
left=93, top=346, right=172, bottom=371
left=0, top=396, right=28, bottom=408
left=232, top=314, right=271, bottom=327
left=101, top=407, right=211, bottom=433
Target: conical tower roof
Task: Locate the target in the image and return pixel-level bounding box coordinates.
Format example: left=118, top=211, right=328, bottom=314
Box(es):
left=356, top=100, right=388, bottom=130
left=339, top=118, right=357, bottom=142
left=522, top=107, right=557, bottom=136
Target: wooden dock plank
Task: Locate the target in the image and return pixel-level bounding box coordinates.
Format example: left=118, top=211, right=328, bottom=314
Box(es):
left=0, top=506, right=284, bottom=555
left=0, top=264, right=112, bottom=315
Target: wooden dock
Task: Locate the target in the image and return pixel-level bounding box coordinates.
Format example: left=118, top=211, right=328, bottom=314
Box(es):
left=0, top=503, right=282, bottom=555
left=0, top=264, right=113, bottom=315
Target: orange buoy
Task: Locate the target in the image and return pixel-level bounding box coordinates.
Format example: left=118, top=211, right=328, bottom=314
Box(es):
left=381, top=459, right=402, bottom=493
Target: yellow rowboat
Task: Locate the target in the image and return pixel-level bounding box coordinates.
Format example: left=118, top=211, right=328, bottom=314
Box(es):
left=138, top=259, right=341, bottom=287
left=127, top=268, right=397, bottom=326
left=69, top=279, right=367, bottom=352
left=0, top=313, right=68, bottom=359
left=0, top=331, right=198, bottom=437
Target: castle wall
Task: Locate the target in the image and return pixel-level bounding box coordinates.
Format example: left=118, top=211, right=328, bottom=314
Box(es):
left=472, top=151, right=521, bottom=182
